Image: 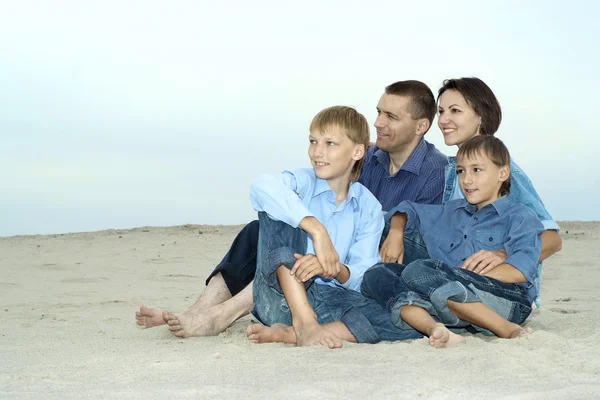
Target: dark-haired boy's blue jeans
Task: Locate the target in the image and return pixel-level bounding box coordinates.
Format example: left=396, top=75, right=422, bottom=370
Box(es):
left=251, top=212, right=423, bottom=344
left=363, top=259, right=533, bottom=334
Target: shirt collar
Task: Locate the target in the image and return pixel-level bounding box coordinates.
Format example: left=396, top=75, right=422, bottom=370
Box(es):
left=373, top=139, right=429, bottom=176
left=314, top=177, right=359, bottom=206
left=454, top=195, right=511, bottom=216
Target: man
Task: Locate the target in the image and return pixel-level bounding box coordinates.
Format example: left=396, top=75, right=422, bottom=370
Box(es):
left=135, top=80, right=449, bottom=337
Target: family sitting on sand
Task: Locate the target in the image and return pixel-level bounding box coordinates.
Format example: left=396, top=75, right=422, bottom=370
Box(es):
left=135, top=77, right=562, bottom=348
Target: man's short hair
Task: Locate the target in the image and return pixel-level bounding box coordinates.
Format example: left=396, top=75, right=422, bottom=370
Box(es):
left=384, top=80, right=437, bottom=125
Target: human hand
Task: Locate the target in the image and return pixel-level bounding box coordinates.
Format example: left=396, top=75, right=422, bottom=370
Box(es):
left=461, top=249, right=508, bottom=274
left=311, top=232, right=341, bottom=279
left=290, top=253, right=324, bottom=283
left=379, top=230, right=404, bottom=264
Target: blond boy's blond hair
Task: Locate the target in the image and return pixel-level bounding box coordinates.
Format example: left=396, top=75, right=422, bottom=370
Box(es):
left=309, top=106, right=370, bottom=182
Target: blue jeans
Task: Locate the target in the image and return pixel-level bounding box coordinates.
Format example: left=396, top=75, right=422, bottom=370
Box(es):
left=394, top=259, right=533, bottom=333
left=206, top=216, right=430, bottom=296
left=251, top=212, right=423, bottom=343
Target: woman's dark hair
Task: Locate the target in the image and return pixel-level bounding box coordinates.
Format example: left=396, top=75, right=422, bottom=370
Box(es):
left=438, top=77, right=502, bottom=136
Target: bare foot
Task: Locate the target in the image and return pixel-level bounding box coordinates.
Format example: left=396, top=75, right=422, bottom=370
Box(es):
left=509, top=326, right=534, bottom=338
left=164, top=306, right=232, bottom=337
left=429, top=323, right=466, bottom=349
left=246, top=323, right=297, bottom=344
left=294, top=323, right=343, bottom=349
left=135, top=305, right=168, bottom=328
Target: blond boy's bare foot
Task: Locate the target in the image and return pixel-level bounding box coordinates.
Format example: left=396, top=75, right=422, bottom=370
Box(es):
left=509, top=326, right=534, bottom=338
left=246, top=323, right=297, bottom=344
left=429, top=323, right=466, bottom=349
left=294, top=323, right=343, bottom=349
left=164, top=306, right=232, bottom=337
left=135, top=305, right=168, bottom=328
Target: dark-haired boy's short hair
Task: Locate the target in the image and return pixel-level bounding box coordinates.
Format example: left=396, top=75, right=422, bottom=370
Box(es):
left=457, top=135, right=511, bottom=195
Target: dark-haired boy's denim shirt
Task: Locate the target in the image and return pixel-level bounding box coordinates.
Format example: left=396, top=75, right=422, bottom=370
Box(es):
left=359, top=139, right=448, bottom=211
left=250, top=168, right=384, bottom=291
left=443, top=157, right=559, bottom=307
left=387, top=197, right=545, bottom=305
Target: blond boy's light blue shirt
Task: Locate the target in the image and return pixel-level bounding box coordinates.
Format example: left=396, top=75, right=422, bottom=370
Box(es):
left=250, top=168, right=384, bottom=292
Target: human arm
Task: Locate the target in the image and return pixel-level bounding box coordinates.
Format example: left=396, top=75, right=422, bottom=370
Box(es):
left=380, top=200, right=442, bottom=263
left=291, top=216, right=340, bottom=279
left=499, top=208, right=545, bottom=285
left=250, top=169, right=315, bottom=227
left=379, top=212, right=407, bottom=263
left=540, top=230, right=562, bottom=262
left=463, top=227, right=562, bottom=274
left=482, top=263, right=527, bottom=284
left=509, top=162, right=562, bottom=260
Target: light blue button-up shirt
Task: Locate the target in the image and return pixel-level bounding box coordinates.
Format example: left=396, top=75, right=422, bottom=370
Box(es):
left=388, top=197, right=545, bottom=303
left=250, top=168, right=384, bottom=292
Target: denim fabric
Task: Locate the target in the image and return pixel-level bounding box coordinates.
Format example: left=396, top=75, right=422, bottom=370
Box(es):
left=386, top=197, right=544, bottom=305
left=379, top=222, right=430, bottom=265
left=205, top=220, right=259, bottom=295
left=392, top=259, right=533, bottom=334
left=444, top=156, right=559, bottom=307
left=252, top=212, right=423, bottom=343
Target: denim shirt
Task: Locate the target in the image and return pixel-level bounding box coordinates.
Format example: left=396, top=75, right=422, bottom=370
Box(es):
left=389, top=197, right=545, bottom=304
left=443, top=157, right=560, bottom=306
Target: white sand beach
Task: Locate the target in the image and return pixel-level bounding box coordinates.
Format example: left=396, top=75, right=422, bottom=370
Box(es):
left=1, top=222, right=599, bottom=399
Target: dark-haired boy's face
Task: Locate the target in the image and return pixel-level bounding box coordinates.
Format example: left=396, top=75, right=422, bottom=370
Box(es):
left=374, top=94, right=421, bottom=154
left=456, top=152, right=509, bottom=210
left=438, top=89, right=481, bottom=147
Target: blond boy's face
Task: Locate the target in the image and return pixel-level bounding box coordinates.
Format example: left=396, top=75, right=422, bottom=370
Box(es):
left=308, top=126, right=363, bottom=184
left=457, top=151, right=509, bottom=210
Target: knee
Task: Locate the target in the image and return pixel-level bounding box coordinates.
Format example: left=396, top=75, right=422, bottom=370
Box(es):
left=361, top=263, right=387, bottom=298
left=401, top=259, right=437, bottom=286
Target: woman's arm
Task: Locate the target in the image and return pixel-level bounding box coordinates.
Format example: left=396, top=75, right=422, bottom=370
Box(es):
left=540, top=230, right=562, bottom=262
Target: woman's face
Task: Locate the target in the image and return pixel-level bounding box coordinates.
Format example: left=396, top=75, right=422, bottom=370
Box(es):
left=437, top=89, right=482, bottom=147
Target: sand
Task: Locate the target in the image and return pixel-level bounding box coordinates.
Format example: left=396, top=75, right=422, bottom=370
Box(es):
left=1, top=222, right=599, bottom=399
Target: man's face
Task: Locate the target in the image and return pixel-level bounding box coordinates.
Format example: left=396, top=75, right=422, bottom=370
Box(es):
left=374, top=94, right=420, bottom=153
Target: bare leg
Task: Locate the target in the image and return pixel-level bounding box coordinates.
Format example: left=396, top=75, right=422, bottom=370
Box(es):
left=165, top=283, right=254, bottom=337
left=276, top=266, right=342, bottom=349
left=400, top=305, right=466, bottom=348
left=246, top=321, right=357, bottom=344
left=185, top=273, right=232, bottom=313
left=135, top=273, right=232, bottom=329
left=447, top=300, right=532, bottom=339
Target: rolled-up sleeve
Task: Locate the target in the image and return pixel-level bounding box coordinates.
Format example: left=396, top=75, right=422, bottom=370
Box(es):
left=250, top=169, right=315, bottom=228
left=385, top=201, right=445, bottom=235
left=504, top=209, right=546, bottom=284
left=338, top=199, right=384, bottom=291
left=385, top=201, right=419, bottom=233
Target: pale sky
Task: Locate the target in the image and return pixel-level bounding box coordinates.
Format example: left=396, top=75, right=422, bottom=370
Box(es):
left=1, top=0, right=598, bottom=237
